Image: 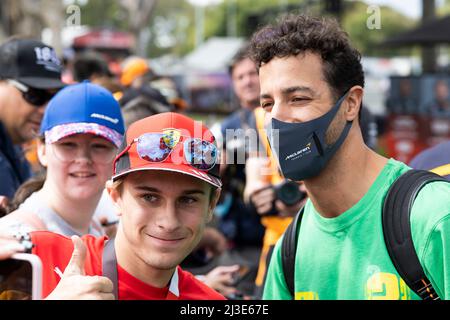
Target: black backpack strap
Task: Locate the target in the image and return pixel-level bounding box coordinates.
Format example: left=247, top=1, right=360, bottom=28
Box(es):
left=102, top=238, right=118, bottom=299
left=281, top=207, right=305, bottom=299
left=383, top=169, right=447, bottom=300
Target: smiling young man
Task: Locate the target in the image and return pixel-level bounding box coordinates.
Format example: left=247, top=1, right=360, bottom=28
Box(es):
left=248, top=14, right=450, bottom=300
left=23, top=112, right=225, bottom=300
left=0, top=38, right=65, bottom=200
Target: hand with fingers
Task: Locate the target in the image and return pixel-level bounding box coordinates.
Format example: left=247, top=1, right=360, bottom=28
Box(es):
left=250, top=185, right=276, bottom=215
left=202, top=265, right=240, bottom=297
left=0, top=236, right=25, bottom=260
left=250, top=182, right=307, bottom=217
left=273, top=198, right=305, bottom=217
left=195, top=227, right=228, bottom=258
left=45, top=235, right=115, bottom=300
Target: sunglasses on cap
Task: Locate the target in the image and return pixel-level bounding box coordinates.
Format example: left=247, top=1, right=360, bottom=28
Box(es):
left=7, top=79, right=57, bottom=107
left=114, top=129, right=219, bottom=173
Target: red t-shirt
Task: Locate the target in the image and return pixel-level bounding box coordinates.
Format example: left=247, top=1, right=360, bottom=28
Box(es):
left=31, top=231, right=225, bottom=300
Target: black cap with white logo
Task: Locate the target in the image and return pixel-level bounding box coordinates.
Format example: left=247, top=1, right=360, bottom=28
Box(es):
left=0, top=39, right=65, bottom=89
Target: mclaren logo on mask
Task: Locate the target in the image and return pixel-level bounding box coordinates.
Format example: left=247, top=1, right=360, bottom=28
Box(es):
left=285, top=143, right=312, bottom=161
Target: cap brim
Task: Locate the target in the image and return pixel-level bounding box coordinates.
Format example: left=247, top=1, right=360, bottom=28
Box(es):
left=112, top=162, right=222, bottom=188
left=55, top=131, right=121, bottom=148
left=44, top=123, right=123, bottom=148
left=18, top=77, right=66, bottom=89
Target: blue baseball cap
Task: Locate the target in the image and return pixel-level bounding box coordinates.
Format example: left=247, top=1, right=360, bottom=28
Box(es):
left=40, top=81, right=125, bottom=147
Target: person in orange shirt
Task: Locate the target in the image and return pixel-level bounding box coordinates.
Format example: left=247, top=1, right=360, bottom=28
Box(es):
left=244, top=107, right=306, bottom=297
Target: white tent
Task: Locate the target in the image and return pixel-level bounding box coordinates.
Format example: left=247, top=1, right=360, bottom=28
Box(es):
left=183, top=37, right=245, bottom=73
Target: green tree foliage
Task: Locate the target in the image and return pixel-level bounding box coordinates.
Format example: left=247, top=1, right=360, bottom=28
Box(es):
left=144, top=0, right=194, bottom=57
left=73, top=0, right=421, bottom=58
left=342, top=1, right=417, bottom=56
left=438, top=0, right=450, bottom=15
left=75, top=0, right=127, bottom=29
left=72, top=0, right=192, bottom=56
left=203, top=0, right=418, bottom=57
left=204, top=0, right=313, bottom=39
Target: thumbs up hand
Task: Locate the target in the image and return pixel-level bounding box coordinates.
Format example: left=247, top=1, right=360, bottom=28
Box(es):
left=63, top=235, right=87, bottom=276
left=45, top=236, right=115, bottom=300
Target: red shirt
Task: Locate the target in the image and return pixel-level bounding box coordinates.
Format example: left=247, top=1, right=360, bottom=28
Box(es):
left=31, top=231, right=225, bottom=300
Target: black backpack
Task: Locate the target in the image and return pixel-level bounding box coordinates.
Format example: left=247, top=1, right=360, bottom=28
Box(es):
left=281, top=170, right=448, bottom=300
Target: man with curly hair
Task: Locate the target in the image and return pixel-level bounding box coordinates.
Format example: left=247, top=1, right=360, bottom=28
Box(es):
left=248, top=14, right=450, bottom=300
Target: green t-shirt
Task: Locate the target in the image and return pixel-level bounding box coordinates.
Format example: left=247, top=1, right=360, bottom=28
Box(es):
left=263, top=159, right=450, bottom=300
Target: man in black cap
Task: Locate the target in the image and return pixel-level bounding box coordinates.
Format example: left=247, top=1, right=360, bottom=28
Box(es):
left=0, top=38, right=65, bottom=202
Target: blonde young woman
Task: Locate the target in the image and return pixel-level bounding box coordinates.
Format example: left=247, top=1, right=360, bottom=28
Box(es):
left=0, top=82, right=124, bottom=237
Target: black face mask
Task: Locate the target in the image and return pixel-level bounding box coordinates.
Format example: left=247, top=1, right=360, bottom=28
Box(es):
left=267, top=93, right=352, bottom=181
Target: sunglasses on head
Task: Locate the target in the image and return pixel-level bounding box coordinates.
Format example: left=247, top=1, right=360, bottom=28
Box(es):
left=114, top=130, right=219, bottom=174
left=7, top=79, right=56, bottom=107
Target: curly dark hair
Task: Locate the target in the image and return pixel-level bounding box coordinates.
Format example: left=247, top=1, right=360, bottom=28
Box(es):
left=248, top=14, right=364, bottom=100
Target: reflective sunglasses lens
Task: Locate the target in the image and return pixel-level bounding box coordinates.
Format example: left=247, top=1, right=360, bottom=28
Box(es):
left=184, top=139, right=217, bottom=171
left=137, top=133, right=172, bottom=162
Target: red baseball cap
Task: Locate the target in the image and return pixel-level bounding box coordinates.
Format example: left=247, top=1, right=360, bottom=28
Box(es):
left=112, top=112, right=221, bottom=188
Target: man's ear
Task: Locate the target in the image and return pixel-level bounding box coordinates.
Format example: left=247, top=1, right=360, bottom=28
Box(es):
left=344, top=86, right=364, bottom=121
left=106, top=180, right=123, bottom=217
left=207, top=187, right=221, bottom=223
left=37, top=140, right=48, bottom=167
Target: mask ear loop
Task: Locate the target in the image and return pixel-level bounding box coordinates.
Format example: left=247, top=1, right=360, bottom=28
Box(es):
left=312, top=133, right=324, bottom=156
left=317, top=91, right=351, bottom=153
left=321, top=92, right=354, bottom=157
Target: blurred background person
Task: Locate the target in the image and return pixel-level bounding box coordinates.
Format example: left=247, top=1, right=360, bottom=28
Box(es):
left=121, top=94, right=173, bottom=127
left=120, top=84, right=174, bottom=118
left=120, top=56, right=153, bottom=90
left=244, top=107, right=306, bottom=298
left=118, top=56, right=183, bottom=112
left=213, top=45, right=266, bottom=297
left=72, top=51, right=123, bottom=96
left=409, top=140, right=450, bottom=181
left=150, top=75, right=188, bottom=113
left=385, top=78, right=417, bottom=115
left=118, top=56, right=153, bottom=103
left=0, top=38, right=65, bottom=204
left=424, top=79, right=450, bottom=118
